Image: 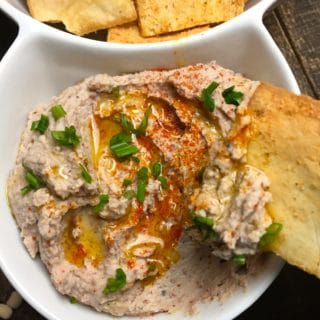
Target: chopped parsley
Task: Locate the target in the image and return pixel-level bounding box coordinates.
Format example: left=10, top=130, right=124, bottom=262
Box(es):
left=231, top=255, right=246, bottom=266
left=122, top=179, right=132, bottom=187
left=192, top=212, right=214, bottom=228
left=150, top=162, right=167, bottom=189
left=118, top=105, right=152, bottom=137
left=50, top=105, right=66, bottom=120
left=259, top=222, right=283, bottom=248
left=123, top=190, right=136, bottom=200
left=31, top=114, right=49, bottom=134
left=110, top=132, right=131, bottom=147
left=26, top=171, right=41, bottom=189
left=69, top=296, right=77, bottom=304
left=130, top=156, right=140, bottom=163
left=92, top=194, right=109, bottom=214
left=20, top=167, right=42, bottom=196
left=151, top=161, right=162, bottom=178
left=157, top=176, right=168, bottom=189
left=191, top=211, right=216, bottom=240
left=120, top=114, right=135, bottom=133
left=148, top=263, right=157, bottom=273
left=134, top=105, right=152, bottom=137
left=197, top=167, right=205, bottom=183
left=109, top=132, right=139, bottom=158
left=111, top=86, right=120, bottom=99
left=51, top=125, right=80, bottom=147
left=200, top=81, right=219, bottom=112
left=80, top=164, right=92, bottom=183
left=222, top=86, right=244, bottom=106
left=137, top=166, right=149, bottom=180
left=136, top=167, right=148, bottom=203
left=20, top=185, right=33, bottom=196
left=103, top=268, right=126, bottom=294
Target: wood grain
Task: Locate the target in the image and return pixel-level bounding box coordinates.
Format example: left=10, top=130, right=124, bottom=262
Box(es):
left=263, top=12, right=315, bottom=97
left=275, top=0, right=320, bottom=98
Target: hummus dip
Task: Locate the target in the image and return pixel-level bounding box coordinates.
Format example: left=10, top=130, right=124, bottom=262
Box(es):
left=8, top=62, right=275, bottom=315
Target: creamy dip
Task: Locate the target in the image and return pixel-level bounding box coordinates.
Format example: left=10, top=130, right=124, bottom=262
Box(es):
left=7, top=62, right=273, bottom=315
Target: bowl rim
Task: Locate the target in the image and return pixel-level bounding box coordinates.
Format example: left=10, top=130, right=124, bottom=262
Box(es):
left=0, top=0, right=277, bottom=49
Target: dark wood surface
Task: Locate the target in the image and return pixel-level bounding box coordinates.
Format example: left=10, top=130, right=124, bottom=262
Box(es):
left=0, top=0, right=319, bottom=319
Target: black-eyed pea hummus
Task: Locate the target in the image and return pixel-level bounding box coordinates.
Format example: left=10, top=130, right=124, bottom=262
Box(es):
left=7, top=62, right=279, bottom=316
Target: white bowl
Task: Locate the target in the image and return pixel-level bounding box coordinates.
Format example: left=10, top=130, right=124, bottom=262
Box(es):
left=2, top=0, right=278, bottom=47
left=0, top=1, right=300, bottom=320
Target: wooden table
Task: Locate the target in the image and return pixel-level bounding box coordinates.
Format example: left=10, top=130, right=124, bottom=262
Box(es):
left=0, top=0, right=319, bottom=319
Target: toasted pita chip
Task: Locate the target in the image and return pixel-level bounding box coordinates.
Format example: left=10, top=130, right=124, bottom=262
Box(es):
left=27, top=0, right=137, bottom=35
left=26, top=0, right=67, bottom=23
left=135, top=0, right=244, bottom=36
left=248, top=83, right=320, bottom=278
left=108, top=22, right=209, bottom=44
left=63, top=0, right=137, bottom=35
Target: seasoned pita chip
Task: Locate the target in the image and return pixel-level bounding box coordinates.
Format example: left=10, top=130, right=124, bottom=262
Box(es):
left=108, top=22, right=209, bottom=43
left=26, top=0, right=67, bottom=23
left=135, top=0, right=244, bottom=36
left=62, top=0, right=137, bottom=35
left=27, top=0, right=137, bottom=35
left=248, top=83, right=320, bottom=278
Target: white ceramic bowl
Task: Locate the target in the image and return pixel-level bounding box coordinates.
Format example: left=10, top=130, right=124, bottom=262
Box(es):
left=0, top=1, right=300, bottom=320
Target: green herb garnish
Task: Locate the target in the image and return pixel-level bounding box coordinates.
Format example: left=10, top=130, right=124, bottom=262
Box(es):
left=137, top=182, right=147, bottom=202
left=103, top=268, right=126, bottom=294
left=122, top=179, right=132, bottom=187
left=20, top=185, right=33, bottom=196
left=151, top=161, right=162, bottom=178
left=51, top=125, right=80, bottom=147
left=120, top=114, right=135, bottom=133
left=231, top=255, right=246, bottom=266
left=150, top=162, right=167, bottom=189
left=148, top=263, right=157, bottom=273
left=117, top=106, right=151, bottom=137
left=134, top=105, right=152, bottom=137
left=136, top=167, right=148, bottom=203
left=130, top=156, right=140, bottom=163
left=69, top=296, right=77, bottom=304
left=197, top=167, right=205, bottom=183
left=157, top=176, right=168, bottom=189
left=259, top=222, right=283, bottom=248
left=137, top=167, right=148, bottom=183
left=112, top=143, right=139, bottom=158
left=110, top=132, right=131, bottom=146
left=92, top=194, right=109, bottom=214
left=109, top=132, right=139, bottom=158
left=123, top=190, right=136, bottom=200
left=191, top=211, right=216, bottom=240
left=25, top=171, right=41, bottom=189
left=200, top=81, right=219, bottom=112
left=50, top=105, right=66, bottom=120
left=192, top=212, right=214, bottom=228
left=20, top=168, right=42, bottom=196
left=80, top=164, right=92, bottom=183
left=111, top=86, right=120, bottom=99
left=31, top=114, right=49, bottom=134
left=222, top=86, right=244, bottom=106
